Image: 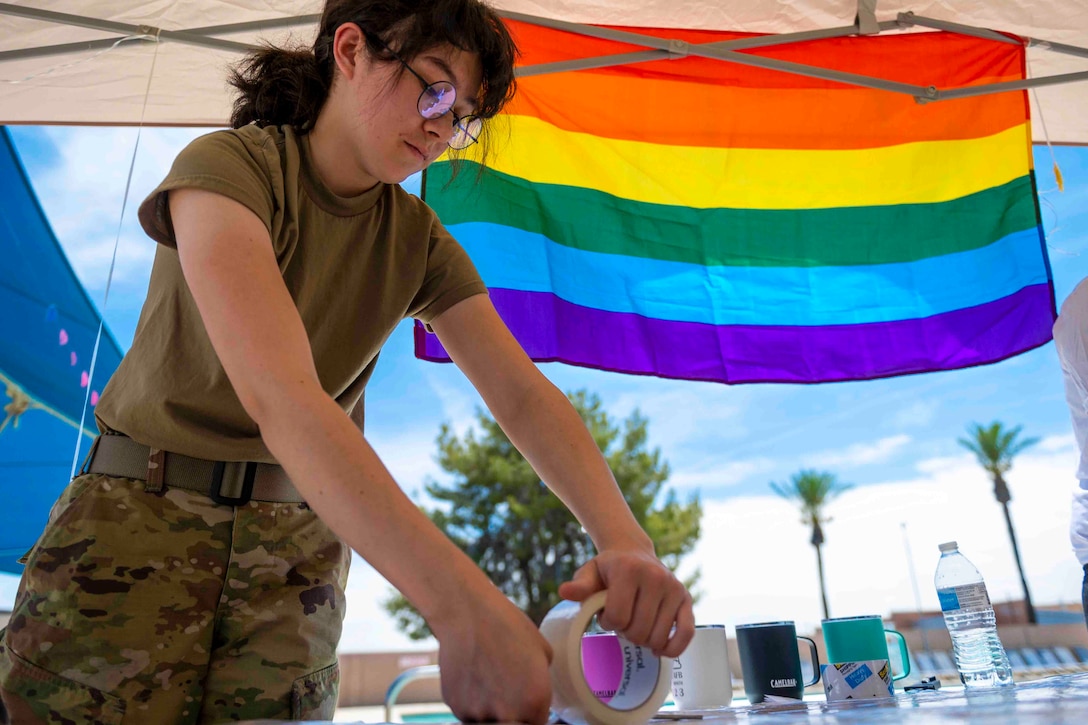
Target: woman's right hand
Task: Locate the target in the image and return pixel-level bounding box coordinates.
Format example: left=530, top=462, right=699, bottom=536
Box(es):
left=433, top=591, right=554, bottom=724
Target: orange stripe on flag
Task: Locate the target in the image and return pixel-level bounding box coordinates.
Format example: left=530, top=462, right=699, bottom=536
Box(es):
left=509, top=73, right=1027, bottom=149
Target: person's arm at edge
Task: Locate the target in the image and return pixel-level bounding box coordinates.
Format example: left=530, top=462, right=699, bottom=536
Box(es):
left=430, top=293, right=695, bottom=657
left=170, top=188, right=552, bottom=723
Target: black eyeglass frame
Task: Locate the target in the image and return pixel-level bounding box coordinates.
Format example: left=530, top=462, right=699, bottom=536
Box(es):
left=366, top=33, right=482, bottom=150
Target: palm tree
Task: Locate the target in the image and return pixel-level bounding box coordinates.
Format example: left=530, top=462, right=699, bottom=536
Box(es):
left=770, top=470, right=852, bottom=620
left=958, top=421, right=1039, bottom=624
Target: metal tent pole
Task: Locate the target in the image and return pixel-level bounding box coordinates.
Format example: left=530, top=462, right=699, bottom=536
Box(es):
left=0, top=2, right=254, bottom=54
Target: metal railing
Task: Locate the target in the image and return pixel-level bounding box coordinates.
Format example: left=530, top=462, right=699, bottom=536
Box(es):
left=383, top=665, right=442, bottom=722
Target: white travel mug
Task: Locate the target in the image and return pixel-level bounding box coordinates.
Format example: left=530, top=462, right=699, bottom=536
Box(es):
left=670, top=625, right=733, bottom=710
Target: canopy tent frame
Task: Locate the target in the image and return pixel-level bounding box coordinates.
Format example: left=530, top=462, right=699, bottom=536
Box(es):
left=501, top=9, right=1088, bottom=103
left=0, top=1, right=1085, bottom=110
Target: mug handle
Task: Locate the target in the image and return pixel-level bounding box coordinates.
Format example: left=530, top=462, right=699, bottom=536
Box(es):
left=797, top=636, right=821, bottom=687
left=884, top=629, right=911, bottom=681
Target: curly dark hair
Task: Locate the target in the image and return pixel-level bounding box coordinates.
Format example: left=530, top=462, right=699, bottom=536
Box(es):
left=228, top=0, right=518, bottom=154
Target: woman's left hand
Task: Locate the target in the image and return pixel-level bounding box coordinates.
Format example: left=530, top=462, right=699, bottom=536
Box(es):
left=558, top=547, right=695, bottom=658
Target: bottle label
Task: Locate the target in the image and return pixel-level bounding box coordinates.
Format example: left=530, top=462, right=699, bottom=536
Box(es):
left=938, top=583, right=991, bottom=612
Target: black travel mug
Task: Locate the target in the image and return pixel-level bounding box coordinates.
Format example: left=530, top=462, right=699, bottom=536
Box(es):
left=735, top=621, right=820, bottom=703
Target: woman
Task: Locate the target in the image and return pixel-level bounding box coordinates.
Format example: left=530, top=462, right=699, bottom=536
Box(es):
left=0, top=1, right=694, bottom=722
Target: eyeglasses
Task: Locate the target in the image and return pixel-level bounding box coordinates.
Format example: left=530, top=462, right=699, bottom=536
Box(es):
left=369, top=34, right=482, bottom=150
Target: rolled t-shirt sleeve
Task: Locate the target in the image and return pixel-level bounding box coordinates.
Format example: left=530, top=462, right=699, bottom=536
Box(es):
left=409, top=214, right=488, bottom=328
left=137, top=128, right=281, bottom=249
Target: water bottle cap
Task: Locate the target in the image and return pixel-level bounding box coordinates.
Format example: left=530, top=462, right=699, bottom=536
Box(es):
left=938, top=541, right=958, bottom=552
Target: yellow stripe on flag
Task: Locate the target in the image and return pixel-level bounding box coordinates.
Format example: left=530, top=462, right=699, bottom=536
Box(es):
left=459, top=116, right=1031, bottom=210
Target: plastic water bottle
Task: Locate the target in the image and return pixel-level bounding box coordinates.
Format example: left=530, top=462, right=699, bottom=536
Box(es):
left=934, top=541, right=1014, bottom=688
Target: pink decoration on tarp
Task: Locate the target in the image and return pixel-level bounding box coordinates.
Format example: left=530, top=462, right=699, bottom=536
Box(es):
left=80, top=370, right=89, bottom=388
left=70, top=351, right=77, bottom=365
left=59, top=329, right=68, bottom=345
left=90, top=391, right=99, bottom=406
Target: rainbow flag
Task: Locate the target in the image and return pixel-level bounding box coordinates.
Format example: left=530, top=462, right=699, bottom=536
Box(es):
left=416, top=21, right=1054, bottom=384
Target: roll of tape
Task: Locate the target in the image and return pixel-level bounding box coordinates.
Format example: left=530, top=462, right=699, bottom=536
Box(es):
left=540, top=591, right=671, bottom=725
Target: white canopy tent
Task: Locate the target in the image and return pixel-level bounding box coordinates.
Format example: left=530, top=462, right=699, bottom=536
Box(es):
left=0, top=0, right=1085, bottom=143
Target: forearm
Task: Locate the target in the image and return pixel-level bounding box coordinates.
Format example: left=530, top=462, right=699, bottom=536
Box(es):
left=253, top=380, right=502, bottom=629
left=496, top=378, right=653, bottom=554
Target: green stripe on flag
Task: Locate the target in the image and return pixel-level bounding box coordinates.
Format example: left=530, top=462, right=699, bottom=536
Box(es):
left=426, top=164, right=1037, bottom=268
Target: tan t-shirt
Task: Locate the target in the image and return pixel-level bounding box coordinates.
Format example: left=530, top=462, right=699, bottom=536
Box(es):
left=94, top=124, right=487, bottom=462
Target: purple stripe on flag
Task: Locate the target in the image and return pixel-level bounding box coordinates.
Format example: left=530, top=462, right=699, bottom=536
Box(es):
left=414, top=283, right=1055, bottom=384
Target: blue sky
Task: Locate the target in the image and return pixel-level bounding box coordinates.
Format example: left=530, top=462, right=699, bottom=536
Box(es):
left=3, top=126, right=1087, bottom=650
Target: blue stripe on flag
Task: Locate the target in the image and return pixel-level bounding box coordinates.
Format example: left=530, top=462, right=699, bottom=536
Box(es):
left=450, top=223, right=1047, bottom=326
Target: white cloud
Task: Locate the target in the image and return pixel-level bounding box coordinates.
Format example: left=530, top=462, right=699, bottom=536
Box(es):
left=685, top=447, right=1083, bottom=638
left=367, top=430, right=445, bottom=499
left=31, top=126, right=208, bottom=288
left=1039, top=433, right=1076, bottom=452
left=605, top=384, right=750, bottom=450
left=809, top=434, right=912, bottom=469
left=915, top=453, right=970, bottom=475
left=418, top=364, right=483, bottom=438
left=890, top=400, right=939, bottom=428
left=63, top=231, right=157, bottom=289
left=669, top=457, right=777, bottom=494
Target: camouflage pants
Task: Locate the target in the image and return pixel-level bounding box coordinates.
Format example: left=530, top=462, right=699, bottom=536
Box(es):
left=0, top=473, right=350, bottom=724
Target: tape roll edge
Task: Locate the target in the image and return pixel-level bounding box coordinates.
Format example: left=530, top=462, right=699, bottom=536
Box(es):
left=540, top=590, right=672, bottom=725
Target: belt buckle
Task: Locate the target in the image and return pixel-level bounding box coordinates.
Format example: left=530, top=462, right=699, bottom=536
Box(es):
left=210, top=461, right=258, bottom=506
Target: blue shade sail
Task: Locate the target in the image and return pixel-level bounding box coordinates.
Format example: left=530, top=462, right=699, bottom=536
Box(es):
left=0, top=127, right=123, bottom=574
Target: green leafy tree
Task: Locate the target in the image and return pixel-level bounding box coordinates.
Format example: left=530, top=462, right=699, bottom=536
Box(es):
left=770, top=470, right=852, bottom=620
left=384, top=390, right=702, bottom=638
left=958, top=421, right=1039, bottom=624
